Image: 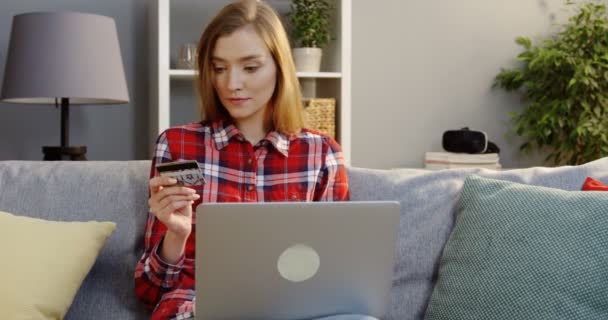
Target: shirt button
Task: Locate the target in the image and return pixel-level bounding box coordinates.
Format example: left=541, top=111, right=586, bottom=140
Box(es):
left=247, top=158, right=253, bottom=165
left=247, top=185, right=254, bottom=191
left=290, top=194, right=298, bottom=200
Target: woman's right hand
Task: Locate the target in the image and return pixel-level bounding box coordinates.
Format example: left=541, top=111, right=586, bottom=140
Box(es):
left=148, top=176, right=200, bottom=239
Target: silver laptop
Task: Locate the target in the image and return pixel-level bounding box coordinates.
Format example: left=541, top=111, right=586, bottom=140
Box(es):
left=195, top=201, right=400, bottom=320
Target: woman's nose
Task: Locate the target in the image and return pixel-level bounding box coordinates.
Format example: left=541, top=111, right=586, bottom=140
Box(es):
left=226, top=69, right=243, bottom=92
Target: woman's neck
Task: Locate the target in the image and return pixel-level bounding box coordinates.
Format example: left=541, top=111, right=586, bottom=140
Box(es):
left=235, top=118, right=268, bottom=146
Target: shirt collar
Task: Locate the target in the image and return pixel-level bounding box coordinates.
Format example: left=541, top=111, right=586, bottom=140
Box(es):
left=211, top=120, right=291, bottom=157
left=264, top=131, right=290, bottom=157
left=211, top=120, right=241, bottom=150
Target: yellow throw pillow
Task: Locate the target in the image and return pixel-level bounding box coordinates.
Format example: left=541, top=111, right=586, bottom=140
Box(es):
left=0, top=210, right=116, bottom=320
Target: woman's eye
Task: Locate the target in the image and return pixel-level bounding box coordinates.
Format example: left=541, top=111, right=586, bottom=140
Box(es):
left=244, top=66, right=259, bottom=73
left=213, top=66, right=226, bottom=73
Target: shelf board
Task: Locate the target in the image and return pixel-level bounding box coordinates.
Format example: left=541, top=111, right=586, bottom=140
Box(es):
left=169, top=69, right=197, bottom=80
left=168, top=69, right=342, bottom=80
left=297, top=72, right=342, bottom=78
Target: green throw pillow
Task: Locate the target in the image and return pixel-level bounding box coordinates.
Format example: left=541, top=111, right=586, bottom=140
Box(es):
left=425, top=175, right=608, bottom=320
left=0, top=210, right=116, bottom=320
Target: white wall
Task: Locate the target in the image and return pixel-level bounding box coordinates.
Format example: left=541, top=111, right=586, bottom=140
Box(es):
left=351, top=0, right=572, bottom=169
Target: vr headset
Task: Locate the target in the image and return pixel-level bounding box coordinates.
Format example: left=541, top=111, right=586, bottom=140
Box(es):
left=442, top=127, right=500, bottom=154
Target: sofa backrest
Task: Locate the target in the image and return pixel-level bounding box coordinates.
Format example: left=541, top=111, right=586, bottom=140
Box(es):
left=0, top=161, right=151, bottom=320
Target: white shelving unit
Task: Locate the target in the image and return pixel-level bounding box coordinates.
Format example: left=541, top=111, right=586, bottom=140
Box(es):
left=149, top=0, right=351, bottom=164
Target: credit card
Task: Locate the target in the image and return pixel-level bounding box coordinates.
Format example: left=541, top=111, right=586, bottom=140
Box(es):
left=156, top=160, right=206, bottom=186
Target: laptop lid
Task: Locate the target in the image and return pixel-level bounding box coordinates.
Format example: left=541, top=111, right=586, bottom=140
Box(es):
left=195, top=201, right=400, bottom=320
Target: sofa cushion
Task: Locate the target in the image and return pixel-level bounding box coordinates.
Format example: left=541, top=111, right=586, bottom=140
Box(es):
left=0, top=210, right=116, bottom=319
left=582, top=177, right=608, bottom=191
left=0, top=161, right=151, bottom=319
left=346, top=157, right=608, bottom=320
left=424, top=176, right=608, bottom=319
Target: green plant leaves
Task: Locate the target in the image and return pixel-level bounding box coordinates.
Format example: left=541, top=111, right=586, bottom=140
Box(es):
left=494, top=0, right=608, bottom=165
left=288, top=0, right=332, bottom=48
left=516, top=36, right=532, bottom=49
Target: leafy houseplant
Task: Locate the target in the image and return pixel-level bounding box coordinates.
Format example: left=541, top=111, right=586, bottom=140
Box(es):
left=288, top=0, right=332, bottom=72
left=288, top=0, right=332, bottom=48
left=494, top=0, right=608, bottom=165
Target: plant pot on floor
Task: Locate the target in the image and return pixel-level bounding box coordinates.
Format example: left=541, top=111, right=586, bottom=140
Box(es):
left=293, top=47, right=322, bottom=72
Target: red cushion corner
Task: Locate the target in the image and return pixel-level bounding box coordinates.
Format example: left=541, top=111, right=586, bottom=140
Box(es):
left=582, top=177, right=608, bottom=191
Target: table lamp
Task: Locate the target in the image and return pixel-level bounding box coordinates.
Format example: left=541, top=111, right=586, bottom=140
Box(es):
left=0, top=12, right=129, bottom=160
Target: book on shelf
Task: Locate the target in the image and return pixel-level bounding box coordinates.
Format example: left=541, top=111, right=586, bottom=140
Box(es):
left=425, top=152, right=499, bottom=163
left=424, top=151, right=501, bottom=170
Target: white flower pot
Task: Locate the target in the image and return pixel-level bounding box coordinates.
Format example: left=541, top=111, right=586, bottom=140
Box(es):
left=293, top=47, right=323, bottom=72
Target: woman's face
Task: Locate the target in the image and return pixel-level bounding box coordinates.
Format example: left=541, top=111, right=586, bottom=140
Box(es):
left=211, top=24, right=277, bottom=127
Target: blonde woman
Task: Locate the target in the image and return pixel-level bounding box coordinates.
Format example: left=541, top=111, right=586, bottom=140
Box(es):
left=134, top=1, right=372, bottom=319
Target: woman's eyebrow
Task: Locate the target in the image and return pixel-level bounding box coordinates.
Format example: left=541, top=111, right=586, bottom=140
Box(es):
left=212, top=54, right=264, bottom=63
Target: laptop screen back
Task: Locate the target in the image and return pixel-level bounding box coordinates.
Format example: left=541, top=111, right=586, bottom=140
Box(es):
left=195, top=201, right=400, bottom=320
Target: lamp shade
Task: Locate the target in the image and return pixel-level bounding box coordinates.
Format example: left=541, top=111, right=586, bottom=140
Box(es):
left=1, top=12, right=129, bottom=105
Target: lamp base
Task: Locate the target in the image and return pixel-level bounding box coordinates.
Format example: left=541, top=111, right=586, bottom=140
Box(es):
left=42, top=146, right=87, bottom=161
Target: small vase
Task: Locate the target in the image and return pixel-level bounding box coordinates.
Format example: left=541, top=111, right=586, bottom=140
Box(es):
left=292, top=47, right=322, bottom=72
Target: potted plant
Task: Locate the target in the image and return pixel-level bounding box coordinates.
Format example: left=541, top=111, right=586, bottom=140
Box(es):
left=494, top=0, right=608, bottom=165
left=288, top=0, right=332, bottom=72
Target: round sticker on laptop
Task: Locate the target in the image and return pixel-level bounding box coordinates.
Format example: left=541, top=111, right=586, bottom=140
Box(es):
left=277, top=244, right=320, bottom=282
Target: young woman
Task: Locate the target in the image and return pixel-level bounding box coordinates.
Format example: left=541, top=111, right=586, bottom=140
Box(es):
left=134, top=1, right=370, bottom=319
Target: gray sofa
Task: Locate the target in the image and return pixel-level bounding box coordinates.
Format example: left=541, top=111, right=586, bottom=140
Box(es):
left=0, top=158, right=606, bottom=320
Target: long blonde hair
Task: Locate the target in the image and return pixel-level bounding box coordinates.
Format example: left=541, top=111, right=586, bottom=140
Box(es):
left=196, top=0, right=304, bottom=135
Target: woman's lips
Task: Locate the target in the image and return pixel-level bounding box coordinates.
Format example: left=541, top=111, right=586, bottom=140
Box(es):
left=227, top=97, right=250, bottom=106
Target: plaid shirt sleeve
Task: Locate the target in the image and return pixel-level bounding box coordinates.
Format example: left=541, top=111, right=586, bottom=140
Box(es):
left=134, top=131, right=195, bottom=319
left=314, top=136, right=350, bottom=201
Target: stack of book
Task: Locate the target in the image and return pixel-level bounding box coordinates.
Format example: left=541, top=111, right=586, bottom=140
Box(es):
left=424, top=152, right=501, bottom=170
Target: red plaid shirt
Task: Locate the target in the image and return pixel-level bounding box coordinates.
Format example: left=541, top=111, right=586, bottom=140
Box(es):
left=134, top=120, right=349, bottom=320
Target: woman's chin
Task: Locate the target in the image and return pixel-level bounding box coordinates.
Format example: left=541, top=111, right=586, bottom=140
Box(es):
left=224, top=103, right=267, bottom=123
left=227, top=111, right=252, bottom=122
left=227, top=110, right=244, bottom=118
